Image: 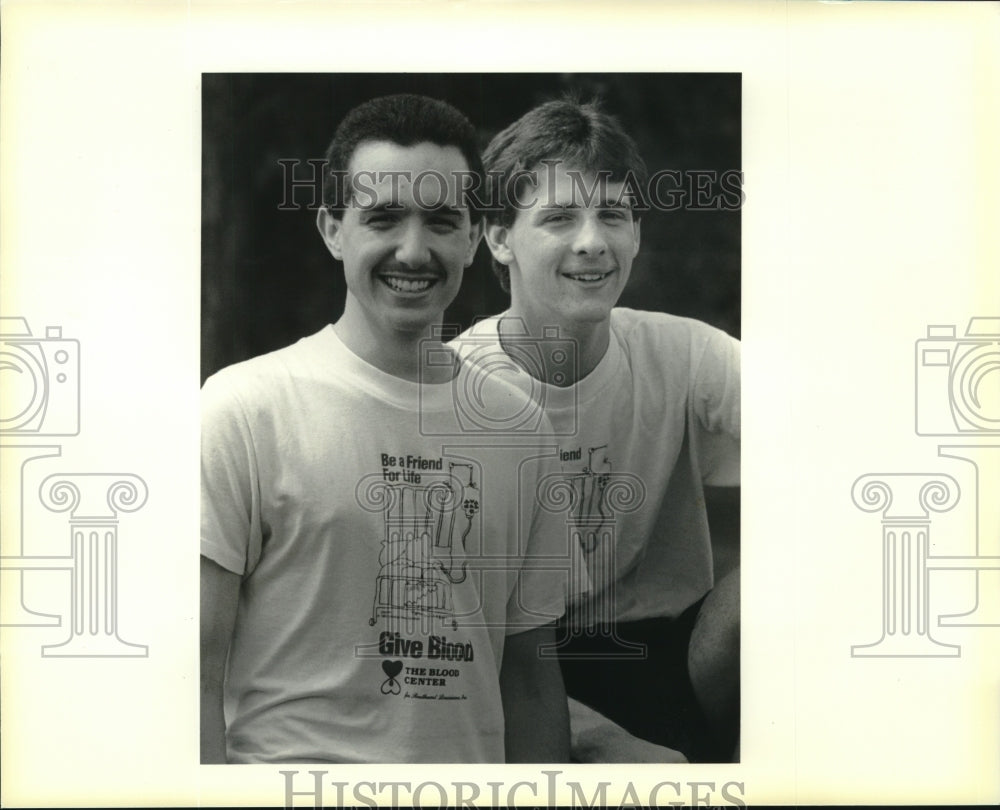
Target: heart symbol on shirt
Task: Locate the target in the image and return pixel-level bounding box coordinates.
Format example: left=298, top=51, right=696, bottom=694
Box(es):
left=382, top=660, right=403, bottom=678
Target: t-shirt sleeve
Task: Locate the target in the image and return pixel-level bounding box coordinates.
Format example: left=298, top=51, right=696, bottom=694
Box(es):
left=691, top=327, right=741, bottom=486
left=504, top=448, right=591, bottom=635
left=201, top=371, right=263, bottom=576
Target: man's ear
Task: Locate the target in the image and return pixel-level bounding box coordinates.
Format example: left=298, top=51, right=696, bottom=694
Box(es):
left=316, top=207, right=343, bottom=260
left=631, top=218, right=641, bottom=259
left=484, top=222, right=515, bottom=266
left=464, top=219, right=485, bottom=267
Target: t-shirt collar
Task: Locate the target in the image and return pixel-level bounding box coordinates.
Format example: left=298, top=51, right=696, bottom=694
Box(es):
left=492, top=312, right=622, bottom=412
left=309, top=324, right=459, bottom=412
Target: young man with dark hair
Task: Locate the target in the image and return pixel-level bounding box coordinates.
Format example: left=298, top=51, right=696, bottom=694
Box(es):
left=200, top=94, right=574, bottom=764
left=456, top=98, right=740, bottom=763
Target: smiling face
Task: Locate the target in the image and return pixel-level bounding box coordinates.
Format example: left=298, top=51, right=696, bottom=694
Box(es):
left=318, top=140, right=481, bottom=347
left=486, top=160, right=641, bottom=334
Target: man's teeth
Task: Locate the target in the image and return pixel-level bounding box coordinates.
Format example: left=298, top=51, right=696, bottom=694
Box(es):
left=568, top=272, right=609, bottom=282
left=383, top=276, right=434, bottom=293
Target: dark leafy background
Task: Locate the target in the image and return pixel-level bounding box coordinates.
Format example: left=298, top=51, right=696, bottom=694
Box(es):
left=201, top=73, right=740, bottom=382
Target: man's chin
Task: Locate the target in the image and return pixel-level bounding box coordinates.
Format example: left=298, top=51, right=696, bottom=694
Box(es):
left=383, top=310, right=447, bottom=339
left=562, top=298, right=617, bottom=327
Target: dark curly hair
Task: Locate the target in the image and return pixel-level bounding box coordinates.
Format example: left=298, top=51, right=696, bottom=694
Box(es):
left=322, top=94, right=485, bottom=222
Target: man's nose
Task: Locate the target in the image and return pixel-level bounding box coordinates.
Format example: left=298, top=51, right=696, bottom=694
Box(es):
left=395, top=221, right=432, bottom=269
left=571, top=215, right=608, bottom=255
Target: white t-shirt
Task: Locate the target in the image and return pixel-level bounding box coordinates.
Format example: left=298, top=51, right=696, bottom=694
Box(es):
left=454, top=308, right=740, bottom=624
left=201, top=325, right=576, bottom=763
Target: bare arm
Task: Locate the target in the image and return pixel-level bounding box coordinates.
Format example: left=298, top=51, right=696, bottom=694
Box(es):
left=200, top=555, right=241, bottom=764
left=499, top=622, right=569, bottom=762
left=568, top=697, right=688, bottom=763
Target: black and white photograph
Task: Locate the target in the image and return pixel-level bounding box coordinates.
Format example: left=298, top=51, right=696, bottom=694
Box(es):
left=199, top=73, right=741, bottom=766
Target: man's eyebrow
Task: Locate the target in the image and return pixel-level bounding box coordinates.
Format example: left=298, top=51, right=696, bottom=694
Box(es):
left=423, top=204, right=464, bottom=217
left=360, top=201, right=404, bottom=213
left=537, top=199, right=633, bottom=210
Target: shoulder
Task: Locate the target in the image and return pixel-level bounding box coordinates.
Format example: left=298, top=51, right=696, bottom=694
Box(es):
left=610, top=307, right=730, bottom=339
left=450, top=314, right=515, bottom=378
left=611, top=307, right=736, bottom=353
left=451, top=314, right=503, bottom=352
left=609, top=308, right=740, bottom=393
left=203, top=346, right=289, bottom=399
left=202, top=332, right=323, bottom=417
left=453, top=349, right=536, bottom=410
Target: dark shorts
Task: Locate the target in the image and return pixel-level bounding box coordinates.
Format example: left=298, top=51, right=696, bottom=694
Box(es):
left=556, top=596, right=723, bottom=763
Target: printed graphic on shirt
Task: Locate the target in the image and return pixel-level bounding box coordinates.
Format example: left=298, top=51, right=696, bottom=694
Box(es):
left=546, top=442, right=646, bottom=627
left=356, top=453, right=482, bottom=700
left=377, top=634, right=473, bottom=699
left=561, top=444, right=613, bottom=554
